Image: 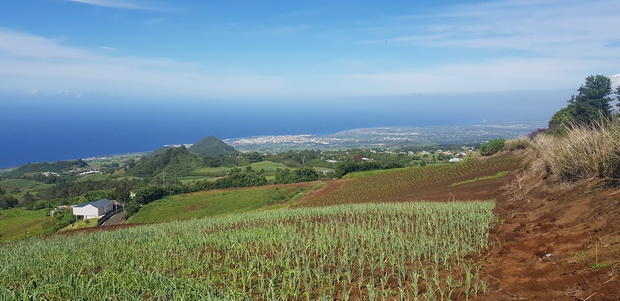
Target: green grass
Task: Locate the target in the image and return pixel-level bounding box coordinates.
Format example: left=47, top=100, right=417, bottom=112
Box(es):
left=0, top=209, right=52, bottom=242
left=178, top=175, right=216, bottom=184
left=191, top=165, right=233, bottom=175
left=0, top=179, right=51, bottom=190
left=451, top=171, right=511, bottom=187
left=0, top=202, right=496, bottom=300
left=248, top=161, right=288, bottom=172
left=192, top=161, right=312, bottom=176
left=127, top=185, right=309, bottom=223
left=59, top=218, right=100, bottom=232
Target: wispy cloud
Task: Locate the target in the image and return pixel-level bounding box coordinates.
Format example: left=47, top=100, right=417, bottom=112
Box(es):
left=385, top=0, right=620, bottom=58
left=203, top=24, right=311, bottom=35
left=0, top=29, right=287, bottom=99
left=349, top=0, right=620, bottom=94
left=64, top=0, right=156, bottom=10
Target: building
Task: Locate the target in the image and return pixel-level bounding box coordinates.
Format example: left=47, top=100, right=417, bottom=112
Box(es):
left=449, top=158, right=464, bottom=163
left=72, top=199, right=115, bottom=219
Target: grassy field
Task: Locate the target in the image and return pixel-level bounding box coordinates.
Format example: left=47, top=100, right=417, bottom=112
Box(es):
left=191, top=161, right=329, bottom=177
left=0, top=209, right=52, bottom=242
left=127, top=184, right=312, bottom=224
left=0, top=202, right=495, bottom=300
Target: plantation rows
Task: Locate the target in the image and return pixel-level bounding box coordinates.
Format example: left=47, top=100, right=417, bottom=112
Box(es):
left=303, top=156, right=525, bottom=206
left=1, top=202, right=495, bottom=300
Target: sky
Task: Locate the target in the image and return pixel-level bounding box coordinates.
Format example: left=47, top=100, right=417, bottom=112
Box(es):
left=0, top=0, right=619, bottom=101
left=1, top=0, right=620, bottom=167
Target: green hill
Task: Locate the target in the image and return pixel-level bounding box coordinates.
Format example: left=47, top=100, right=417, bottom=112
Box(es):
left=4, top=159, right=87, bottom=178
left=126, top=146, right=204, bottom=177
left=188, top=136, right=238, bottom=156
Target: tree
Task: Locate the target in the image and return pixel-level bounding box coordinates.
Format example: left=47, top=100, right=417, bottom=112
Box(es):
left=274, top=168, right=294, bottom=184
left=0, top=195, right=18, bottom=209
left=293, top=167, right=319, bottom=182
left=549, top=75, right=614, bottom=130
left=480, top=139, right=506, bottom=156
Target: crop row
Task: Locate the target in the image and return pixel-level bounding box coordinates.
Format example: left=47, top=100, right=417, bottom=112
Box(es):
left=1, top=202, right=496, bottom=300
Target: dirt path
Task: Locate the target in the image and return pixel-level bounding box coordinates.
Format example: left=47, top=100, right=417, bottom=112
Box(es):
left=478, top=155, right=620, bottom=300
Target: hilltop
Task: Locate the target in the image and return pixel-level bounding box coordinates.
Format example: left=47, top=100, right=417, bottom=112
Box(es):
left=188, top=136, right=239, bottom=156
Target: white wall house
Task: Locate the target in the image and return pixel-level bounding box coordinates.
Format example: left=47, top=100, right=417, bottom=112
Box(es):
left=72, top=199, right=115, bottom=219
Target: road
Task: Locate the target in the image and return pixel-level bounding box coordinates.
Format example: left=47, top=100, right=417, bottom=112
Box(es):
left=101, top=210, right=127, bottom=226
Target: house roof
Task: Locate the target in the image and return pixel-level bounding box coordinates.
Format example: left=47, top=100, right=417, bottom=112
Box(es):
left=74, top=199, right=114, bottom=208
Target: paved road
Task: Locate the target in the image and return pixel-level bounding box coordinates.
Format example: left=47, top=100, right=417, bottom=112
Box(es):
left=101, top=210, right=127, bottom=226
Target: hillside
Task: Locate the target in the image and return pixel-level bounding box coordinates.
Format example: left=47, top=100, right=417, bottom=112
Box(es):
left=2, top=148, right=619, bottom=299
left=188, top=136, right=238, bottom=156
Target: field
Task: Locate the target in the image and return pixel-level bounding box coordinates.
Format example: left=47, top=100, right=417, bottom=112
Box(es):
left=0, top=209, right=52, bottom=241
left=0, top=178, right=52, bottom=190
left=192, top=161, right=289, bottom=176
left=299, top=155, right=525, bottom=207
left=127, top=183, right=314, bottom=224
left=0, top=202, right=496, bottom=300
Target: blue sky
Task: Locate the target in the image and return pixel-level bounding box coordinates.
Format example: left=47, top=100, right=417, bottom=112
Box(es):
left=0, top=0, right=619, bottom=101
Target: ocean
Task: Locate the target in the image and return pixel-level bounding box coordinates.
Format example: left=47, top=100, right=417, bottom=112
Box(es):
left=0, top=93, right=566, bottom=168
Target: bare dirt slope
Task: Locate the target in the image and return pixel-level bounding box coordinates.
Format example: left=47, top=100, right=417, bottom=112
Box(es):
left=480, top=152, right=620, bottom=301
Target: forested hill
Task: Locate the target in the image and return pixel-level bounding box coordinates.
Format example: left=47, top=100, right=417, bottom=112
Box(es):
left=188, top=136, right=239, bottom=156
left=126, top=146, right=204, bottom=177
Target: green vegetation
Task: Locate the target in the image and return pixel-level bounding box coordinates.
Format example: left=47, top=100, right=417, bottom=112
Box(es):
left=59, top=217, right=99, bottom=232
left=451, top=171, right=511, bottom=187
left=188, top=135, right=239, bottom=156
left=0, top=179, right=51, bottom=189
left=549, top=75, right=617, bottom=133
left=3, top=159, right=87, bottom=178
left=0, top=209, right=51, bottom=241
left=480, top=139, right=506, bottom=156
left=1, top=202, right=495, bottom=300
left=127, top=146, right=205, bottom=177
left=128, top=185, right=310, bottom=223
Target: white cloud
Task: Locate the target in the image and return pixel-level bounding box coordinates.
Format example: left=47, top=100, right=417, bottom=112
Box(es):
left=0, top=30, right=288, bottom=99
left=348, top=0, right=620, bottom=95
left=611, top=74, right=620, bottom=88
left=343, top=57, right=610, bottom=95
left=386, top=0, right=620, bottom=58
left=64, top=0, right=155, bottom=10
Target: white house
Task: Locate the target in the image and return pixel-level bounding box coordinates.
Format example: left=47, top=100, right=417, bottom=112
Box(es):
left=72, top=199, right=115, bottom=219
left=449, top=158, right=464, bottom=163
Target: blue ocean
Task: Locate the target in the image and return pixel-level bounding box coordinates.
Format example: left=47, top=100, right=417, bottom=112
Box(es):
left=1, top=92, right=565, bottom=168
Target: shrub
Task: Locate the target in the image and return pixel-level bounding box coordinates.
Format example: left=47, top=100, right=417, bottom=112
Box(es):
left=480, top=139, right=506, bottom=156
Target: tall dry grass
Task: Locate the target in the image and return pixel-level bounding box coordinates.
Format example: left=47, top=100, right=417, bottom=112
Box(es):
left=533, top=120, right=620, bottom=180
left=504, top=137, right=532, bottom=151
